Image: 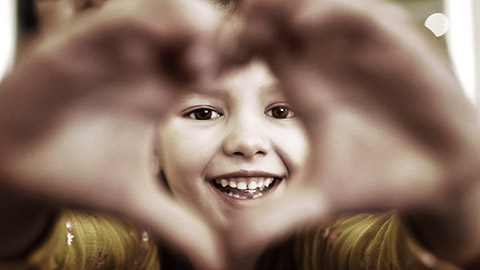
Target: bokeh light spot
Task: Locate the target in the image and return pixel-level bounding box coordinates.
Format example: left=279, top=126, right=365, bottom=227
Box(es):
left=424, top=13, right=450, bottom=37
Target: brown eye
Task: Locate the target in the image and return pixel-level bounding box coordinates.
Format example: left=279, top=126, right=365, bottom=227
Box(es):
left=266, top=106, right=294, bottom=119
left=186, top=108, right=222, bottom=120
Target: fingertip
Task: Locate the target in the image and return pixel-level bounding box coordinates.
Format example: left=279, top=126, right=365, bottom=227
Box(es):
left=228, top=189, right=330, bottom=256
left=126, top=189, right=226, bottom=270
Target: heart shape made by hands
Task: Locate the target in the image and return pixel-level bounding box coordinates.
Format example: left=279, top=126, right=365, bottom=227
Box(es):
left=2, top=0, right=480, bottom=269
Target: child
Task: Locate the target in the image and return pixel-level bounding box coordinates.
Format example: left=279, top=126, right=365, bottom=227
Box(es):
left=1, top=0, right=479, bottom=269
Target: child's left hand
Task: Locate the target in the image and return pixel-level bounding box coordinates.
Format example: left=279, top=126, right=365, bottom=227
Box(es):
left=223, top=0, right=480, bottom=266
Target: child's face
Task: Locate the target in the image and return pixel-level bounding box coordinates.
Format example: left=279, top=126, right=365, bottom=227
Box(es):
left=156, top=60, right=310, bottom=227
left=33, top=0, right=309, bottom=228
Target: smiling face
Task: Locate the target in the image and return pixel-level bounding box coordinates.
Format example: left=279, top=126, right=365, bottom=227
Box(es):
left=156, top=60, right=310, bottom=228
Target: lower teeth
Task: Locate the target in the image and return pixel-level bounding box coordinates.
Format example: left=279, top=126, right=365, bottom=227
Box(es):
left=213, top=179, right=279, bottom=200
left=224, top=191, right=264, bottom=200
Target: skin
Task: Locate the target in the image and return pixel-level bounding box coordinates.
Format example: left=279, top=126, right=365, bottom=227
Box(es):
left=1, top=0, right=227, bottom=269
left=226, top=0, right=480, bottom=267
left=28, top=2, right=311, bottom=269
left=22, top=2, right=310, bottom=268
left=1, top=0, right=480, bottom=269
left=156, top=60, right=309, bottom=230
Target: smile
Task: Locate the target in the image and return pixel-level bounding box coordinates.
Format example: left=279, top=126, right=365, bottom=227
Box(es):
left=211, top=177, right=282, bottom=200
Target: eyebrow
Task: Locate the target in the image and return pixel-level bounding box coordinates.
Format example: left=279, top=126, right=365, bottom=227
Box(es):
left=177, top=81, right=285, bottom=103
left=176, top=89, right=229, bottom=102
left=261, top=82, right=288, bottom=99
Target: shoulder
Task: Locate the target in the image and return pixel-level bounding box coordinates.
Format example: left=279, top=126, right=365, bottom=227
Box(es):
left=293, top=212, right=462, bottom=270
left=2, top=209, right=160, bottom=270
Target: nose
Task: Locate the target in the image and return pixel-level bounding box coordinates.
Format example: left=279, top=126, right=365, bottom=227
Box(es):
left=222, top=116, right=270, bottom=159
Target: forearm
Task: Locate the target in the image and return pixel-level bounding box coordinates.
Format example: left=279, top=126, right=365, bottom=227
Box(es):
left=407, top=180, right=480, bottom=269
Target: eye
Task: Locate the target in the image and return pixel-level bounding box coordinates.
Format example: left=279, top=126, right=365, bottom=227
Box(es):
left=185, top=108, right=223, bottom=120
left=266, top=105, right=295, bottom=119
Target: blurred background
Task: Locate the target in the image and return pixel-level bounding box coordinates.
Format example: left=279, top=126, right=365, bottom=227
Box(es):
left=0, top=0, right=478, bottom=104
left=391, top=0, right=479, bottom=105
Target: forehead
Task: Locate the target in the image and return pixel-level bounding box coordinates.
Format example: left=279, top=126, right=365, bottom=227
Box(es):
left=219, top=60, right=276, bottom=91
left=178, top=60, right=284, bottom=104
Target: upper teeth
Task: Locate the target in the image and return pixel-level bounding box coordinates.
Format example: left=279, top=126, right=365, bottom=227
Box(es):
left=215, top=177, right=275, bottom=191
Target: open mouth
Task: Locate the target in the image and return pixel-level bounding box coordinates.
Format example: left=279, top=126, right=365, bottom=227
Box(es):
left=211, top=177, right=283, bottom=200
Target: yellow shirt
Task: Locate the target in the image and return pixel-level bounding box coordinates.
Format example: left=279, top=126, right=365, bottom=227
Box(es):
left=0, top=210, right=462, bottom=270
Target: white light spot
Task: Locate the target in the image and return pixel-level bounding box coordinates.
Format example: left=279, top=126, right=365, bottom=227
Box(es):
left=424, top=13, right=450, bottom=37
left=67, top=232, right=75, bottom=245
left=142, top=231, right=149, bottom=242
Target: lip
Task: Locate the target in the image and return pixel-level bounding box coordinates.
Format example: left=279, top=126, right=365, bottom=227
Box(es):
left=206, top=170, right=285, bottom=181
left=206, top=170, right=286, bottom=208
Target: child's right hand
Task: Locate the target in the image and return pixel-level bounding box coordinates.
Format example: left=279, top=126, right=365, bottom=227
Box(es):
left=0, top=1, right=224, bottom=269
left=225, top=0, right=480, bottom=267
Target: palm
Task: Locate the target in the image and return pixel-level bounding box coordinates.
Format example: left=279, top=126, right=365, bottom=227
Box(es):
left=226, top=0, right=480, bottom=256
left=0, top=1, right=224, bottom=269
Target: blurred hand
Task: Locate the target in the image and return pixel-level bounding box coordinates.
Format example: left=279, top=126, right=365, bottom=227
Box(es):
left=0, top=0, right=224, bottom=269
left=224, top=0, right=480, bottom=261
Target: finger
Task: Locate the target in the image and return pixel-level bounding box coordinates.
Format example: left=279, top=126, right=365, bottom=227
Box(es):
left=126, top=186, right=226, bottom=270
left=216, top=0, right=301, bottom=68
left=228, top=187, right=330, bottom=258
left=29, top=0, right=221, bottom=90
left=248, top=0, right=480, bottom=168
left=103, top=0, right=221, bottom=86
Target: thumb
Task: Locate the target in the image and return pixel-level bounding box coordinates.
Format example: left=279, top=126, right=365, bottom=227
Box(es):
left=228, top=187, right=330, bottom=257
left=125, top=187, right=226, bottom=270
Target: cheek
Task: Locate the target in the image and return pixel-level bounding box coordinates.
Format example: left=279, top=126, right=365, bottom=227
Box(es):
left=156, top=120, right=221, bottom=190
left=272, top=121, right=310, bottom=175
